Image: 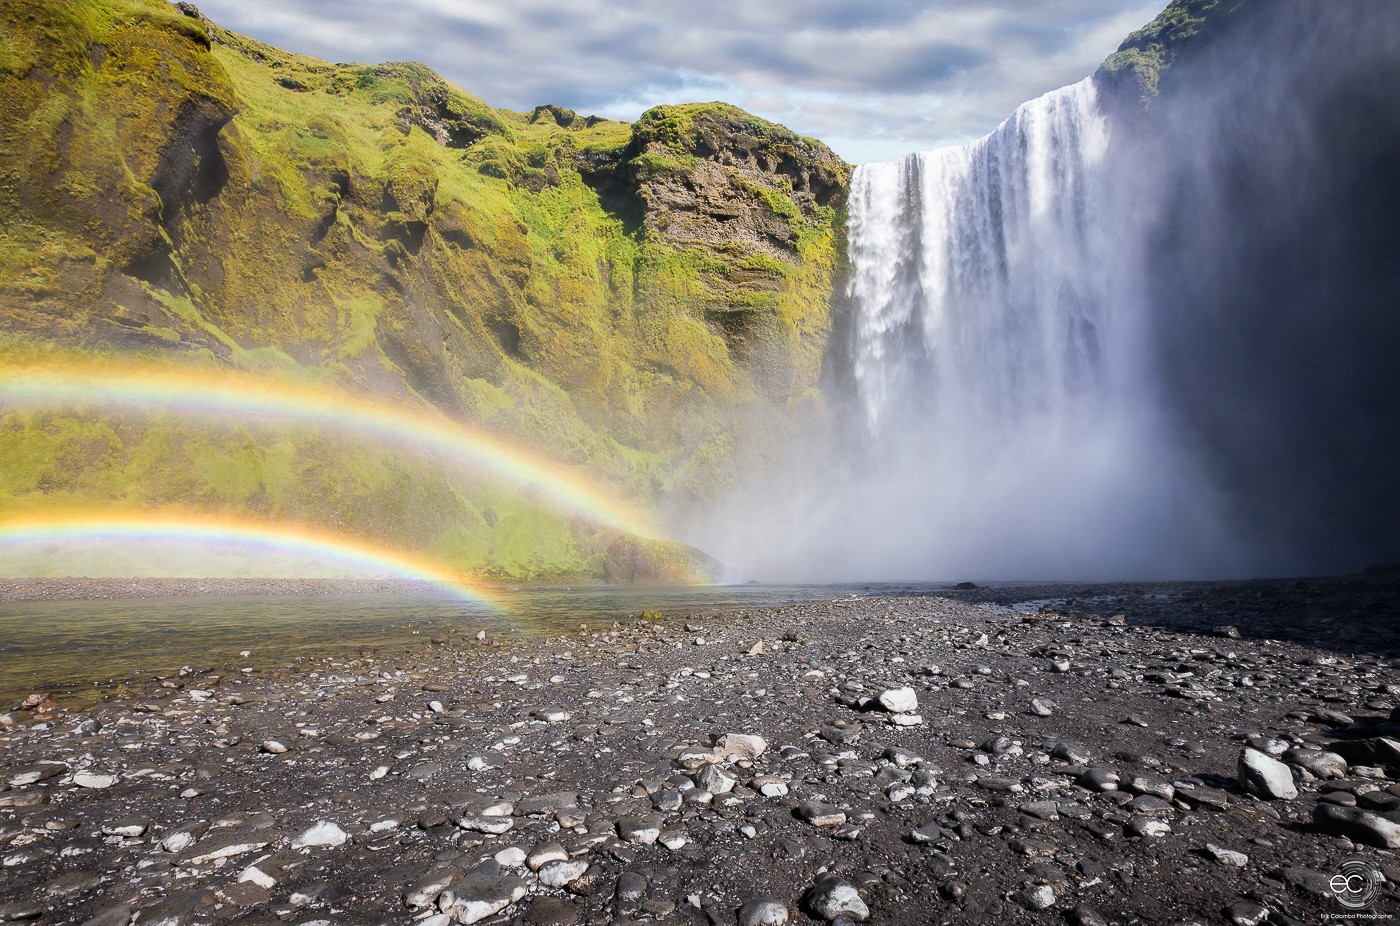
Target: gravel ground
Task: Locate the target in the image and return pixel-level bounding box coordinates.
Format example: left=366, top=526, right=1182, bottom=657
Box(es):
left=1, top=571, right=1398, bottom=925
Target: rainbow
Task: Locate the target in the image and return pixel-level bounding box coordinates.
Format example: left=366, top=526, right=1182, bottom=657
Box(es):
left=0, top=356, right=658, bottom=538
left=0, top=510, right=502, bottom=607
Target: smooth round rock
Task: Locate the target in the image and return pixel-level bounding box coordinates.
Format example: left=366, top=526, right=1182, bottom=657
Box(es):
left=738, top=897, right=790, bottom=926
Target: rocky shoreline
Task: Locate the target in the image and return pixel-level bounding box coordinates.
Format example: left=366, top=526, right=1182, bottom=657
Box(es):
left=2, top=575, right=1399, bottom=925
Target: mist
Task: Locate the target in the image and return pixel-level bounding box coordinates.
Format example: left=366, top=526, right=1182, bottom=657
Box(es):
left=681, top=0, right=1400, bottom=583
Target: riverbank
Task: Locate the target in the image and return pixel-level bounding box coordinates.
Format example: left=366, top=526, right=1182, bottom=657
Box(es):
left=0, top=578, right=452, bottom=603
left=1, top=575, right=1398, bottom=924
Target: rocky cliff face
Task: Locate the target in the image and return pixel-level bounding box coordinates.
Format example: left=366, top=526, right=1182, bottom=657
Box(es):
left=0, top=0, right=849, bottom=580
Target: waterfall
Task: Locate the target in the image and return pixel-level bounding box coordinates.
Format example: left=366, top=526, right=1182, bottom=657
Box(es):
left=688, top=2, right=1400, bottom=581
left=849, top=78, right=1117, bottom=438
left=840, top=78, right=1232, bottom=580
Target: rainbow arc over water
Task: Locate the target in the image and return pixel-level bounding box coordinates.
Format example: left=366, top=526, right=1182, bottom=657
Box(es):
left=0, top=356, right=658, bottom=539
left=0, top=510, right=501, bottom=607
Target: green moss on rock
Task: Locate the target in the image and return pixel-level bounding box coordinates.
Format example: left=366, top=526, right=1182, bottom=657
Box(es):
left=0, top=0, right=853, bottom=582
left=1098, top=0, right=1252, bottom=105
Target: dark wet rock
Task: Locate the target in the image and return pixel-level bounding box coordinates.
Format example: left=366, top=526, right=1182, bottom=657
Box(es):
left=1330, top=737, right=1400, bottom=772
left=1312, top=803, right=1400, bottom=848
left=797, top=801, right=847, bottom=827
left=613, top=870, right=648, bottom=902
left=77, top=905, right=132, bottom=926
left=1069, top=904, right=1111, bottom=926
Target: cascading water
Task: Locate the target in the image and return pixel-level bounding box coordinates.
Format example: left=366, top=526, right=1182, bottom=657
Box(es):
left=689, top=2, right=1400, bottom=581
left=849, top=79, right=1117, bottom=435
left=833, top=78, right=1236, bottom=580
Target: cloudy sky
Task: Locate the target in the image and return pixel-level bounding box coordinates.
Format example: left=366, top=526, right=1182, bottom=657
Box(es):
left=189, top=0, right=1169, bottom=163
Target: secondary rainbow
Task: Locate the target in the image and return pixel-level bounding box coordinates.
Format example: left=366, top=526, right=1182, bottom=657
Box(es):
left=0, top=510, right=502, bottom=607
left=0, top=356, right=659, bottom=539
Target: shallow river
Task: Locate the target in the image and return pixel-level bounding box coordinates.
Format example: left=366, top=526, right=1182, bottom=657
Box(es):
left=0, top=582, right=951, bottom=703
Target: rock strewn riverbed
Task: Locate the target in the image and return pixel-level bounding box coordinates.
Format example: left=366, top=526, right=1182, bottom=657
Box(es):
left=1, top=575, right=1399, bottom=925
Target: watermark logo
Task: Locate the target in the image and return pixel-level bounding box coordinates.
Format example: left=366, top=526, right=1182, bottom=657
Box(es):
left=1331, top=859, right=1382, bottom=911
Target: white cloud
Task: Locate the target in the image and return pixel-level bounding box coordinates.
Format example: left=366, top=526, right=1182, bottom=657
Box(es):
left=187, top=0, right=1168, bottom=162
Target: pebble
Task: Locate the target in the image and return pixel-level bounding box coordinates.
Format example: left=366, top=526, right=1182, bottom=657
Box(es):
left=444, top=864, right=528, bottom=925
left=613, top=870, right=647, bottom=902
left=718, top=733, right=768, bottom=759
left=2, top=580, right=1395, bottom=926
left=527, top=843, right=569, bottom=871
left=877, top=687, right=918, bottom=714
left=797, top=801, right=846, bottom=827
left=1012, top=883, right=1057, bottom=910
left=494, top=847, right=526, bottom=868
left=72, top=771, right=116, bottom=789
left=1204, top=843, right=1249, bottom=867
left=1125, top=816, right=1171, bottom=838
left=537, top=859, right=590, bottom=888
left=616, top=815, right=662, bottom=845
left=1225, top=900, right=1270, bottom=926
left=738, top=896, right=790, bottom=926
left=291, top=820, right=348, bottom=849
left=801, top=875, right=869, bottom=922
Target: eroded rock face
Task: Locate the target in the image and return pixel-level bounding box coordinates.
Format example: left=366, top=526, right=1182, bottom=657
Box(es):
left=577, top=102, right=850, bottom=370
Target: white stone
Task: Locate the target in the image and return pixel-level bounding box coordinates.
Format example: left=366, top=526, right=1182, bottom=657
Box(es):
left=536, top=859, right=589, bottom=888
left=456, top=815, right=513, bottom=835
left=717, top=733, right=768, bottom=760
left=239, top=864, right=277, bottom=889
left=292, top=820, right=348, bottom=849
left=696, top=764, right=737, bottom=794
left=447, top=880, right=527, bottom=925
left=494, top=847, right=526, bottom=868
left=878, top=687, right=918, bottom=714
left=526, top=843, right=568, bottom=871
left=73, top=772, right=116, bottom=789
left=1238, top=748, right=1298, bottom=800
left=738, top=897, right=789, bottom=926
left=160, top=830, right=198, bottom=853
left=1205, top=843, right=1249, bottom=867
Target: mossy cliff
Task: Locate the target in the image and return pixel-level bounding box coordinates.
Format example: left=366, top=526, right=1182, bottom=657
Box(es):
left=1096, top=0, right=1252, bottom=106
left=0, top=0, right=849, bottom=580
